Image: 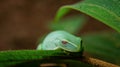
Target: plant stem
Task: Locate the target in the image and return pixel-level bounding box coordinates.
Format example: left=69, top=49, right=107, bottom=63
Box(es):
left=80, top=56, right=119, bottom=67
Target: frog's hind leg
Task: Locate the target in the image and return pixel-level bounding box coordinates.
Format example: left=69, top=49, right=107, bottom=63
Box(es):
left=36, top=44, right=42, bottom=50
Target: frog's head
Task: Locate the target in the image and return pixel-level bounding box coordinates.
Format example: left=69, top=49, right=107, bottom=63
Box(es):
left=57, top=37, right=82, bottom=52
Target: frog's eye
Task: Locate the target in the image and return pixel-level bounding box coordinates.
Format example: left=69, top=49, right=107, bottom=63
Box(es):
left=61, top=41, right=68, bottom=45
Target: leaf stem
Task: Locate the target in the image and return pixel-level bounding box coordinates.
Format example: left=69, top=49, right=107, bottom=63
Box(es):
left=80, top=56, right=119, bottom=67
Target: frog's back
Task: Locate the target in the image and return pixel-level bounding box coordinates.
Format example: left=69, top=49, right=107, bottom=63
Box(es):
left=43, top=31, right=77, bottom=42
left=40, top=31, right=65, bottom=50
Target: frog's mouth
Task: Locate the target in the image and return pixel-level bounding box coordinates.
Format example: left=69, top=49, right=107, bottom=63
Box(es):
left=61, top=44, right=80, bottom=52
left=59, top=39, right=80, bottom=52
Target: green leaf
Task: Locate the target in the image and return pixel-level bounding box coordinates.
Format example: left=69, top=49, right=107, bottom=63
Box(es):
left=55, top=0, right=120, bottom=32
left=0, top=50, right=91, bottom=67
left=0, top=50, right=66, bottom=62
left=50, top=15, right=86, bottom=34
left=0, top=50, right=66, bottom=67
left=82, top=32, right=120, bottom=65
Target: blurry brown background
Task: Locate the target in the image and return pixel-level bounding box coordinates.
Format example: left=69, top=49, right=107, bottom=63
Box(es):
left=0, top=0, right=113, bottom=50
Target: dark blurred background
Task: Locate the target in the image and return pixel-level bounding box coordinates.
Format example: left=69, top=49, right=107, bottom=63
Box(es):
left=0, top=0, right=113, bottom=50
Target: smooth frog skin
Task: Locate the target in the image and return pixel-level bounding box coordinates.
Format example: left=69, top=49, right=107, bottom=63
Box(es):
left=37, top=31, right=83, bottom=52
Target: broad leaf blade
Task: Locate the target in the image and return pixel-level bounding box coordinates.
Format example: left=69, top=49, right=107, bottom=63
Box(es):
left=0, top=50, right=91, bottom=67
left=0, top=50, right=65, bottom=62
left=50, top=15, right=86, bottom=34
left=82, top=32, right=120, bottom=65
left=0, top=50, right=65, bottom=67
left=55, top=0, right=120, bottom=32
